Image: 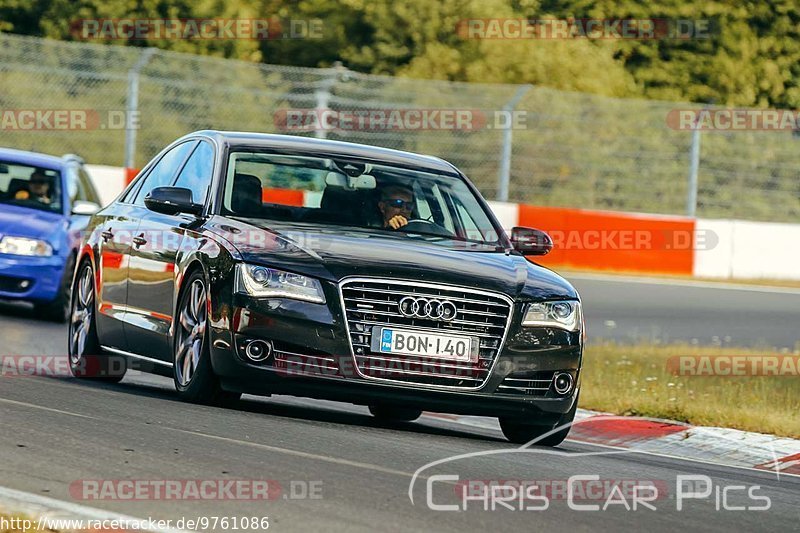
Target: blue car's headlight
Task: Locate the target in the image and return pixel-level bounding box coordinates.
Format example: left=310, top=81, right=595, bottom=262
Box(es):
left=0, top=236, right=53, bottom=257
left=234, top=264, right=326, bottom=304
left=522, top=301, right=581, bottom=331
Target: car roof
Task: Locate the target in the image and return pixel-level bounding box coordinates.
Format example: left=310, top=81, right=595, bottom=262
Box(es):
left=0, top=147, right=73, bottom=171
left=185, top=130, right=459, bottom=175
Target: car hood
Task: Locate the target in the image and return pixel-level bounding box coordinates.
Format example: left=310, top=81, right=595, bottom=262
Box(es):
left=0, top=203, right=64, bottom=242
left=207, top=218, right=577, bottom=300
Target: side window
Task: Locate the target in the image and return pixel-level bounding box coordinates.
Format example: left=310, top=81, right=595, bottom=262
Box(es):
left=132, top=141, right=196, bottom=206
left=173, top=141, right=214, bottom=204
left=78, top=167, right=101, bottom=205
left=120, top=170, right=144, bottom=204
left=66, top=166, right=81, bottom=204
left=430, top=184, right=454, bottom=232
left=455, top=201, right=483, bottom=241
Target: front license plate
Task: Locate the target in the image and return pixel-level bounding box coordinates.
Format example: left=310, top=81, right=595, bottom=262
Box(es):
left=371, top=327, right=479, bottom=362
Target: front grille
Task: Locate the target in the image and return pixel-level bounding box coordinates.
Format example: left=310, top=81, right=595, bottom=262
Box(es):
left=497, top=372, right=555, bottom=397
left=0, top=274, right=31, bottom=294
left=340, top=279, right=512, bottom=389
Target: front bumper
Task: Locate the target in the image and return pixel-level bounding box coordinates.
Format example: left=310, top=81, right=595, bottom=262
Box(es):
left=209, top=294, right=582, bottom=421
left=0, top=253, right=66, bottom=303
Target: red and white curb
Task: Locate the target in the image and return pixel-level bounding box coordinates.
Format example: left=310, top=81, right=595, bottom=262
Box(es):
left=423, top=409, right=800, bottom=477
left=0, top=485, right=188, bottom=533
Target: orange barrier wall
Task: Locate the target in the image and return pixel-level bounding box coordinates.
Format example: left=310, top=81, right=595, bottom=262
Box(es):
left=122, top=173, right=306, bottom=208
left=262, top=188, right=304, bottom=206
left=125, top=168, right=139, bottom=185
left=518, top=205, right=695, bottom=276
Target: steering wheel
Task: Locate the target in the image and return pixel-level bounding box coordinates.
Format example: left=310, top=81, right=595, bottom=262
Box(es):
left=5, top=197, right=50, bottom=209
left=402, top=218, right=454, bottom=237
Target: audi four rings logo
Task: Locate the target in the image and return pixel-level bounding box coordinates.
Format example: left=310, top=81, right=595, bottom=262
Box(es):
left=398, top=297, right=458, bottom=321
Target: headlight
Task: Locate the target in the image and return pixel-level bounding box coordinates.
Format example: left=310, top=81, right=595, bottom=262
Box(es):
left=0, top=236, right=53, bottom=257
left=522, top=300, right=581, bottom=331
left=234, top=264, right=326, bottom=304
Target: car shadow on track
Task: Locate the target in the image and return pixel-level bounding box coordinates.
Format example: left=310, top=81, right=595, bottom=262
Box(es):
left=63, top=375, right=507, bottom=444
left=0, top=300, right=44, bottom=321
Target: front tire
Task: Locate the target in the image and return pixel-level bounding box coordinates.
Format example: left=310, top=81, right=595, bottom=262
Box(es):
left=68, top=261, right=126, bottom=382
left=37, top=255, right=76, bottom=323
left=499, top=395, right=578, bottom=446
left=173, top=271, right=240, bottom=406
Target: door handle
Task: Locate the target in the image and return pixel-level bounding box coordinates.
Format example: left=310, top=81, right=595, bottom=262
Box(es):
left=132, top=234, right=148, bottom=248
left=101, top=229, right=114, bottom=242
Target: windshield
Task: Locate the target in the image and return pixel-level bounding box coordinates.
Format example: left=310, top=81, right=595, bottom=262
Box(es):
left=0, top=161, right=63, bottom=214
left=221, top=152, right=502, bottom=247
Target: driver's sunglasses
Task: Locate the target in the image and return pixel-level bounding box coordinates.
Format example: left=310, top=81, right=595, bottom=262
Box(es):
left=384, top=198, right=414, bottom=210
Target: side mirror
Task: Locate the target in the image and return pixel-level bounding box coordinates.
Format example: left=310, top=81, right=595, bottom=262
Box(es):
left=71, top=200, right=101, bottom=216
left=144, top=187, right=203, bottom=216
left=511, top=226, right=553, bottom=256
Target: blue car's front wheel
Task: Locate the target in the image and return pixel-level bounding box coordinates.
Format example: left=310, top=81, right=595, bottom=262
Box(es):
left=35, top=254, right=75, bottom=323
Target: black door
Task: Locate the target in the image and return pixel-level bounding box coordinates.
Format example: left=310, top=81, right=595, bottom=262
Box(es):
left=126, top=141, right=214, bottom=361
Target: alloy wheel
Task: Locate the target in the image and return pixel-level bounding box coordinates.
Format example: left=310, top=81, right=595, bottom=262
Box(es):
left=175, top=279, right=208, bottom=387
left=69, top=265, right=94, bottom=363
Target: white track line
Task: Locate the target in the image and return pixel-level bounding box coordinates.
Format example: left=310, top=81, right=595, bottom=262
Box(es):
left=422, top=411, right=800, bottom=480
left=0, top=485, right=188, bottom=533
left=566, top=272, right=800, bottom=295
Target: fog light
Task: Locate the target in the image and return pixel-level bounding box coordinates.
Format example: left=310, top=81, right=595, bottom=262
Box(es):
left=245, top=340, right=273, bottom=362
left=554, top=372, right=574, bottom=395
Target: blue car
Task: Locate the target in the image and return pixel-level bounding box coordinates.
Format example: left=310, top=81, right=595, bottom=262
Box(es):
left=0, top=148, right=103, bottom=321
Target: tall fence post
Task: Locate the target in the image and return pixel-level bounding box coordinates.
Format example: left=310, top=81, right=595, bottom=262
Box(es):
left=124, top=47, right=157, bottom=169
left=497, top=84, right=532, bottom=202
left=314, top=61, right=347, bottom=139
left=686, top=109, right=704, bottom=217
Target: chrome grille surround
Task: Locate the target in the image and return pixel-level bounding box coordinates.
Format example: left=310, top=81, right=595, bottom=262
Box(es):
left=338, top=277, right=514, bottom=390
left=497, top=372, right=555, bottom=397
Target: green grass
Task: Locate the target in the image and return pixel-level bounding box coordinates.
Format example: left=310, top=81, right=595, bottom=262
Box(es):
left=581, top=343, right=800, bottom=438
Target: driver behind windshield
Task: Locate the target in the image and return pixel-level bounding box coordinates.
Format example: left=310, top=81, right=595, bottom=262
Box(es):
left=378, top=184, right=414, bottom=230
left=16, top=169, right=52, bottom=205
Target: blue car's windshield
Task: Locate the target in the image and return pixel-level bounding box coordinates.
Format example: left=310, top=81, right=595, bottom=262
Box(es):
left=220, top=152, right=501, bottom=247
left=0, top=161, right=62, bottom=214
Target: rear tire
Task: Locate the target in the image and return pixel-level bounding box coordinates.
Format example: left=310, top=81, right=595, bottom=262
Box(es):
left=368, top=405, right=423, bottom=422
left=173, top=270, right=241, bottom=406
left=499, top=395, right=578, bottom=446
left=67, top=261, right=127, bottom=382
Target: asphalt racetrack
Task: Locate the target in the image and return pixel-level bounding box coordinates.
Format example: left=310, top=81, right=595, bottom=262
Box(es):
left=0, top=275, right=798, bottom=531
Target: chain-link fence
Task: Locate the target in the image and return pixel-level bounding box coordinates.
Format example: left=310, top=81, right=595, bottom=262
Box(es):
left=1, top=32, right=798, bottom=222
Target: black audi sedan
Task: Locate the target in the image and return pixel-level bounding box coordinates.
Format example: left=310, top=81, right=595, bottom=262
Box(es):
left=69, top=131, right=583, bottom=445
